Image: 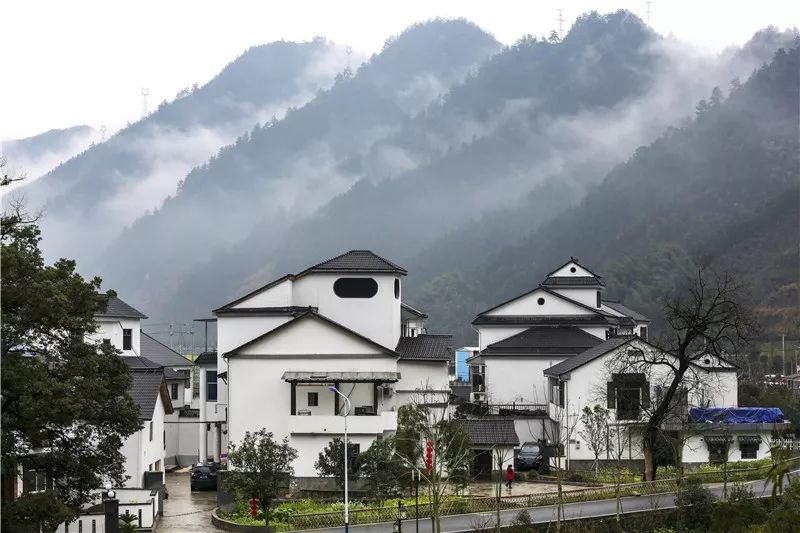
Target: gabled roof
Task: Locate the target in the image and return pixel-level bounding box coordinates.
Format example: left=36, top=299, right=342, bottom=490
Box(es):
left=215, top=306, right=315, bottom=316
left=474, top=285, right=614, bottom=324
left=602, top=300, right=650, bottom=322
left=480, top=326, right=602, bottom=357
left=214, top=250, right=406, bottom=313
left=95, top=296, right=148, bottom=319
left=458, top=418, right=520, bottom=447
left=472, top=315, right=618, bottom=327
left=223, top=310, right=397, bottom=358
left=195, top=352, right=217, bottom=365
left=401, top=303, right=428, bottom=320
left=541, top=276, right=605, bottom=288
left=300, top=250, right=407, bottom=276
left=396, top=334, right=452, bottom=361
left=127, top=368, right=173, bottom=419
left=122, top=356, right=163, bottom=370
left=544, top=335, right=640, bottom=377
left=140, top=332, right=194, bottom=367
left=545, top=257, right=604, bottom=281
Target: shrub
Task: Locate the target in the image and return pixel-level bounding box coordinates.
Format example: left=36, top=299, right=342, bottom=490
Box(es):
left=675, top=479, right=717, bottom=531
left=766, top=482, right=800, bottom=533
left=712, top=483, right=766, bottom=532
left=508, top=509, right=532, bottom=532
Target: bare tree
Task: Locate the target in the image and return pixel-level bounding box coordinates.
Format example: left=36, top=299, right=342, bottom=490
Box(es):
left=578, top=404, right=610, bottom=475
left=541, top=394, right=580, bottom=533
left=612, top=269, right=755, bottom=481
left=394, top=391, right=474, bottom=533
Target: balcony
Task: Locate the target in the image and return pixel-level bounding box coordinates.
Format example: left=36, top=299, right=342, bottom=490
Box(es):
left=288, top=411, right=398, bottom=435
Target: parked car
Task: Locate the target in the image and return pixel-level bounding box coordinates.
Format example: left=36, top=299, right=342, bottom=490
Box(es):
left=515, top=442, right=544, bottom=471
left=190, top=464, right=217, bottom=491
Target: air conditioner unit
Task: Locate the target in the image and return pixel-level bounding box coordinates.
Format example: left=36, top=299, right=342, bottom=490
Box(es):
left=472, top=392, right=487, bottom=403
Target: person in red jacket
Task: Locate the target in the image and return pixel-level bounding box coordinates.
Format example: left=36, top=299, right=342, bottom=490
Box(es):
left=505, top=464, right=514, bottom=489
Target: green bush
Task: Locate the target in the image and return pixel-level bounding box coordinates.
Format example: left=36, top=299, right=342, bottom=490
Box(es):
left=711, top=483, right=767, bottom=532
left=675, top=479, right=717, bottom=531
left=766, top=482, right=800, bottom=533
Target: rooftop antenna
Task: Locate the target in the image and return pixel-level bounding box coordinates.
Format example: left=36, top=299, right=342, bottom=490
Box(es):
left=141, top=88, right=150, bottom=118
left=557, top=9, right=565, bottom=39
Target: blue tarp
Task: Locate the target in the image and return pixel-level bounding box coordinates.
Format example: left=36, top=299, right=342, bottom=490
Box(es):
left=689, top=407, right=785, bottom=424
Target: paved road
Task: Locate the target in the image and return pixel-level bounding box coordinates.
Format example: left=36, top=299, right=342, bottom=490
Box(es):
left=305, top=474, right=795, bottom=533
left=158, top=471, right=218, bottom=532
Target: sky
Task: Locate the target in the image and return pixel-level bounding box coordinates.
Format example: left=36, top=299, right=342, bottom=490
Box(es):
left=2, top=0, right=798, bottom=140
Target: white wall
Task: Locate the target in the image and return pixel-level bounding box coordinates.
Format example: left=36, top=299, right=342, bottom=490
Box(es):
left=120, top=392, right=166, bottom=487
left=478, top=327, right=527, bottom=351
left=486, top=358, right=566, bottom=404
left=550, top=288, right=602, bottom=309
left=549, top=262, right=595, bottom=278
left=232, top=278, right=293, bottom=308
left=485, top=289, right=595, bottom=318
left=90, top=317, right=141, bottom=355
left=396, top=360, right=450, bottom=392
left=292, top=273, right=401, bottom=350
left=683, top=431, right=773, bottom=463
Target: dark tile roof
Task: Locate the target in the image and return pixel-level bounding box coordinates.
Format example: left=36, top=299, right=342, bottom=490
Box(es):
left=395, top=334, right=452, bottom=361
left=472, top=315, right=617, bottom=326
left=481, top=326, right=603, bottom=357
left=458, top=418, right=520, bottom=447
left=302, top=250, right=407, bottom=275
left=140, top=332, right=194, bottom=367
left=541, top=276, right=605, bottom=287
left=545, top=257, right=604, bottom=280
left=163, top=367, right=186, bottom=380
left=602, top=300, right=650, bottom=322
left=195, top=352, right=217, bottom=365
left=215, top=306, right=315, bottom=316
left=401, top=303, right=428, bottom=320
left=95, top=296, right=147, bottom=319
left=122, top=356, right=163, bottom=370
left=544, top=336, right=636, bottom=376
left=129, top=371, right=165, bottom=420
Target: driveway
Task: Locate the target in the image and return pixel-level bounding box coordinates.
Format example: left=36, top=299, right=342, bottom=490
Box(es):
left=158, top=469, right=218, bottom=532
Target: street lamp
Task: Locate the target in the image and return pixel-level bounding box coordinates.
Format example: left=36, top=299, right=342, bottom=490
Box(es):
left=328, top=386, right=352, bottom=533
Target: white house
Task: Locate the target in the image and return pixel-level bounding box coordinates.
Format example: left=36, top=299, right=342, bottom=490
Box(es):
left=470, top=258, right=790, bottom=471
left=211, top=250, right=452, bottom=480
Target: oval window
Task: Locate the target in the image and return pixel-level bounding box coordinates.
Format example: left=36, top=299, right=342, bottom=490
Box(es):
left=537, top=297, right=545, bottom=305
left=334, top=278, right=378, bottom=298
left=394, top=279, right=400, bottom=299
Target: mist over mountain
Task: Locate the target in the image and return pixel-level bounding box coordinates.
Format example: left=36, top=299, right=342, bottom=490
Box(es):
left=10, top=38, right=354, bottom=264
left=413, top=42, right=799, bottom=344
left=1, top=125, right=97, bottom=189
left=93, top=19, right=501, bottom=316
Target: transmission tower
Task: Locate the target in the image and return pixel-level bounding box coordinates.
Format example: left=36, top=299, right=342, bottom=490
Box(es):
left=99, top=125, right=108, bottom=142
left=557, top=9, right=565, bottom=39
left=645, top=1, right=653, bottom=26
left=141, top=88, right=150, bottom=118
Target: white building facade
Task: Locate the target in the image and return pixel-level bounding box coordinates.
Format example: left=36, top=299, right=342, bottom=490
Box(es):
left=213, top=251, right=451, bottom=480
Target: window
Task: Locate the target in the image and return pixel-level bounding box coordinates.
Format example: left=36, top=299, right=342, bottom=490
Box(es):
left=537, top=297, right=545, bottom=305
left=22, top=466, right=50, bottom=493
left=706, top=439, right=731, bottom=464
left=549, top=377, right=564, bottom=407
left=616, top=387, right=641, bottom=420
left=596, top=291, right=601, bottom=308
left=102, top=338, right=111, bottom=348
left=122, top=328, right=132, bottom=350
left=740, top=442, right=758, bottom=459
left=308, top=392, right=319, bottom=407
left=333, top=278, right=378, bottom=298
left=171, top=383, right=179, bottom=400
left=639, top=326, right=648, bottom=340
left=569, top=266, right=577, bottom=273
left=149, top=421, right=153, bottom=441
left=394, top=278, right=400, bottom=299
left=163, top=430, right=166, bottom=450
left=206, top=371, right=218, bottom=401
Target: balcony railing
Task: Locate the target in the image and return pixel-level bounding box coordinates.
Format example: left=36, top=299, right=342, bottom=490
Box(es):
left=457, top=403, right=549, bottom=418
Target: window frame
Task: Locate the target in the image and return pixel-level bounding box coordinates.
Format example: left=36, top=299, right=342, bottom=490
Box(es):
left=206, top=370, right=218, bottom=402
left=307, top=391, right=319, bottom=407
left=170, top=382, right=179, bottom=401
left=740, top=442, right=758, bottom=459
left=122, top=328, right=133, bottom=351
left=149, top=421, right=153, bottom=441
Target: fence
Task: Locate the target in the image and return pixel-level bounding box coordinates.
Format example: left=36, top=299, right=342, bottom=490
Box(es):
left=278, top=465, right=776, bottom=531
left=55, top=487, right=160, bottom=533
left=771, top=438, right=800, bottom=452
left=57, top=514, right=105, bottom=533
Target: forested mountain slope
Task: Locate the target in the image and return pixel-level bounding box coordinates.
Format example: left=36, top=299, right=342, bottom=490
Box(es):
left=13, top=38, right=350, bottom=263
left=95, top=19, right=501, bottom=316
left=414, top=44, right=800, bottom=344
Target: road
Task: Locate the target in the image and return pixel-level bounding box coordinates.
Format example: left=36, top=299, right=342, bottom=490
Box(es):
left=303, top=475, right=792, bottom=533
left=158, top=471, right=218, bottom=532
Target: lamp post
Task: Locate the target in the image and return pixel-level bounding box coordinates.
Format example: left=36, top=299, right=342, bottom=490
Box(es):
left=328, top=386, right=352, bottom=533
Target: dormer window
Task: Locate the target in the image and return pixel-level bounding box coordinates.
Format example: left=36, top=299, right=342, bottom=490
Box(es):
left=122, top=329, right=132, bottom=350
left=334, top=278, right=378, bottom=298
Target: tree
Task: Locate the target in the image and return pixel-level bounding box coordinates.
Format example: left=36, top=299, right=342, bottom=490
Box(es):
left=224, top=429, right=297, bottom=526
left=358, top=437, right=402, bottom=502
left=624, top=268, right=755, bottom=481
left=1, top=170, right=141, bottom=532
left=578, top=405, right=610, bottom=474
left=315, top=437, right=361, bottom=491
left=394, top=399, right=474, bottom=533
left=548, top=29, right=560, bottom=43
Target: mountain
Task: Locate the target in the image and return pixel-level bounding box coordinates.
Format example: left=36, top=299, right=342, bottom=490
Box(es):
left=160, top=14, right=794, bottom=327
left=1, top=125, right=96, bottom=189
left=413, top=43, right=800, bottom=345
left=12, top=38, right=351, bottom=264
left=93, top=19, right=502, bottom=317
